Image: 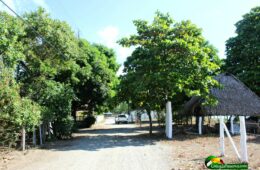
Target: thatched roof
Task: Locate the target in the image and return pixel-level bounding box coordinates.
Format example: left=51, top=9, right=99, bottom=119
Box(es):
left=183, top=73, right=260, bottom=116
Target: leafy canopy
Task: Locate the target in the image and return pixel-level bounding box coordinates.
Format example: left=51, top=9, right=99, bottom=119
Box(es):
left=118, top=11, right=220, bottom=111
left=225, top=6, right=260, bottom=96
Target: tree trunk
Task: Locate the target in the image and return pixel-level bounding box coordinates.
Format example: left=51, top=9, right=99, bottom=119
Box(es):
left=39, top=124, right=43, bottom=145
left=157, top=111, right=161, bottom=126
left=33, top=128, right=36, bottom=146
left=71, top=101, right=77, bottom=121
left=185, top=116, right=189, bottom=125
left=42, top=123, right=46, bottom=143
left=147, top=109, right=153, bottom=136
left=127, top=101, right=130, bottom=115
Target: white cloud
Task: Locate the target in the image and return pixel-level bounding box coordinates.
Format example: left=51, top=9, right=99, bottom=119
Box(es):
left=0, top=0, right=50, bottom=14
left=117, top=47, right=133, bottom=63
left=116, top=65, right=125, bottom=76
left=97, top=26, right=119, bottom=48
left=98, top=26, right=133, bottom=75
left=32, top=0, right=49, bottom=11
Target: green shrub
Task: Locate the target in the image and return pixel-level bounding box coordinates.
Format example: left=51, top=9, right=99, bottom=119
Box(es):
left=54, top=116, right=74, bottom=139
left=82, top=115, right=96, bottom=128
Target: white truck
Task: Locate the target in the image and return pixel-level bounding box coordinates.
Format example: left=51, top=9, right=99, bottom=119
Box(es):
left=115, top=114, right=128, bottom=124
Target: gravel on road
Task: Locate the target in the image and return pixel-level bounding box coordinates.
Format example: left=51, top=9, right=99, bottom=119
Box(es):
left=2, top=118, right=174, bottom=170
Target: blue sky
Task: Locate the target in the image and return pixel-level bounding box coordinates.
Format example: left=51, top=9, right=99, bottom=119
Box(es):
left=0, top=0, right=259, bottom=70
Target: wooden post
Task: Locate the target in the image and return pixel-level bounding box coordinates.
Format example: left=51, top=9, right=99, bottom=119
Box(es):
left=230, top=116, right=235, bottom=135
left=33, top=128, right=36, bottom=146
left=166, top=101, right=172, bottom=139
left=39, top=124, right=43, bottom=145
left=21, top=127, right=26, bottom=151
left=198, top=116, right=202, bottom=135
left=219, top=116, right=225, bottom=156
left=222, top=122, right=241, bottom=160
left=239, top=116, right=248, bottom=162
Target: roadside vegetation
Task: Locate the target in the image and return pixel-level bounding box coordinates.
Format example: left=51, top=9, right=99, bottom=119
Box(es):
left=0, top=8, right=119, bottom=148
left=0, top=5, right=259, bottom=149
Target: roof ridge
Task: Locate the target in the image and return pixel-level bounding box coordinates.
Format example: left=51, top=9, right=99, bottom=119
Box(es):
left=221, top=72, right=260, bottom=102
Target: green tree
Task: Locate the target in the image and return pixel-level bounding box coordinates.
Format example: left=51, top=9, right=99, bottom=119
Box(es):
left=17, top=8, right=80, bottom=138
left=112, top=102, right=129, bottom=114
left=0, top=11, right=41, bottom=146
left=224, top=6, right=260, bottom=96
left=0, top=7, right=120, bottom=143
left=0, top=62, right=41, bottom=147
left=72, top=40, right=119, bottom=117
left=118, top=11, right=220, bottom=135
left=0, top=12, right=25, bottom=68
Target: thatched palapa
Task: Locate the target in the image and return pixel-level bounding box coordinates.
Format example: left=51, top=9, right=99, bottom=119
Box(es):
left=183, top=73, right=260, bottom=116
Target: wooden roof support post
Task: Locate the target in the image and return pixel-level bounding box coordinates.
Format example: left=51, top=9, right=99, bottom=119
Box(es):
left=219, top=116, right=225, bottom=156
left=198, top=116, right=202, bottom=135
left=166, top=101, right=172, bottom=139
left=239, top=116, right=248, bottom=162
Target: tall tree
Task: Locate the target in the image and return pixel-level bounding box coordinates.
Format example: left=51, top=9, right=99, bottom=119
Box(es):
left=118, top=11, right=220, bottom=135
left=0, top=12, right=41, bottom=147
left=71, top=40, right=119, bottom=118
left=225, top=6, right=260, bottom=96
left=0, top=12, right=25, bottom=68
left=17, top=8, right=80, bottom=137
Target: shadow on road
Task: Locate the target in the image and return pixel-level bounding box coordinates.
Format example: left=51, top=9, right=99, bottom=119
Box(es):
left=78, top=126, right=153, bottom=135
left=44, top=125, right=165, bottom=152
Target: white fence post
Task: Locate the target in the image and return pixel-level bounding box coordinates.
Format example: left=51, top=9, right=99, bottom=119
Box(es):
left=21, top=127, right=26, bottom=151
left=219, top=116, right=225, bottom=156
left=165, top=101, right=172, bottom=139
left=239, top=116, right=248, bottom=162
left=198, top=116, right=202, bottom=135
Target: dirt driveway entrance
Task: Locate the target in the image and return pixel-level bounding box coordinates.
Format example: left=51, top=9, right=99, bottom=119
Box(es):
left=3, top=117, right=174, bottom=170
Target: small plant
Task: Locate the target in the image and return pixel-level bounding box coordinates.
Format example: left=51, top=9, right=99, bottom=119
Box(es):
left=82, top=115, right=96, bottom=128
left=54, top=116, right=74, bottom=139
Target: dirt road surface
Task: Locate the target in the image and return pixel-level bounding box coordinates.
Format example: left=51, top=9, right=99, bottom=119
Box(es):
left=3, top=118, right=174, bottom=170
left=2, top=118, right=259, bottom=170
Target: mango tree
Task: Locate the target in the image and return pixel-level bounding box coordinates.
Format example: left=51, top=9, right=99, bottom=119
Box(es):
left=118, top=11, right=220, bottom=136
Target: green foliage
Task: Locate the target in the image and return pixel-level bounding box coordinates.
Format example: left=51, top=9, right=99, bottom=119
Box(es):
left=112, top=102, right=129, bottom=114
left=0, top=62, right=41, bottom=146
left=54, top=115, right=74, bottom=139
left=0, top=65, right=21, bottom=146
left=224, top=6, right=260, bottom=96
left=73, top=40, right=119, bottom=115
left=18, top=98, right=41, bottom=131
left=0, top=8, right=119, bottom=144
left=118, top=11, right=221, bottom=113
left=0, top=12, right=25, bottom=68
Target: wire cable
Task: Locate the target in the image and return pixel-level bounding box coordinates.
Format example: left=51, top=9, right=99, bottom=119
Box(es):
left=0, top=0, right=67, bottom=58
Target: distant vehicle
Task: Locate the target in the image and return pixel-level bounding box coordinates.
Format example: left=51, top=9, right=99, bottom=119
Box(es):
left=115, top=114, right=128, bottom=124
left=104, top=112, right=113, bottom=117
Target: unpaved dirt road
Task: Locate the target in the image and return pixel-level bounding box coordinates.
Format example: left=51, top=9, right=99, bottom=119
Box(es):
left=4, top=118, right=174, bottom=170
